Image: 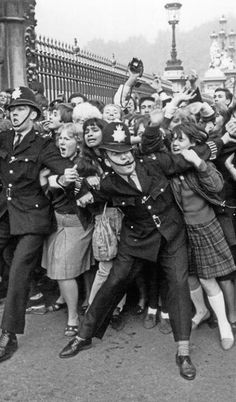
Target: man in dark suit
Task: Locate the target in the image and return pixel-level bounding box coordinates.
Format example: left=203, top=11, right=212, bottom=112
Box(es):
left=59, top=122, right=200, bottom=380
left=0, top=87, right=77, bottom=362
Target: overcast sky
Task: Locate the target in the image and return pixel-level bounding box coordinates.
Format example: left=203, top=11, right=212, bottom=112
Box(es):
left=35, top=0, right=236, bottom=47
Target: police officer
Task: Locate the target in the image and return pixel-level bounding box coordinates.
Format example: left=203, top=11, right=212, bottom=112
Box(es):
left=0, top=87, right=77, bottom=362
left=59, top=122, right=199, bottom=380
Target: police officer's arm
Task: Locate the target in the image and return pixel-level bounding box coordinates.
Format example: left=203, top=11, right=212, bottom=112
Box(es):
left=38, top=138, right=76, bottom=186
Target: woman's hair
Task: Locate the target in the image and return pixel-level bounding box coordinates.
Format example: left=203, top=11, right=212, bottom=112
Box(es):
left=72, top=102, right=102, bottom=122
left=75, top=118, right=107, bottom=176
left=54, top=103, right=73, bottom=123
left=60, top=122, right=80, bottom=142
left=171, top=122, right=209, bottom=144
left=83, top=117, right=107, bottom=134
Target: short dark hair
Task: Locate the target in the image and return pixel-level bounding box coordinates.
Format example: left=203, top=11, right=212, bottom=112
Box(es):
left=214, top=87, right=233, bottom=103
left=68, top=92, right=87, bottom=103
left=83, top=118, right=107, bottom=135
left=139, top=96, right=155, bottom=108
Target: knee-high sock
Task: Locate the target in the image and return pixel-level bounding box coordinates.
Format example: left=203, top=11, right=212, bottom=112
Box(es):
left=207, top=291, right=233, bottom=339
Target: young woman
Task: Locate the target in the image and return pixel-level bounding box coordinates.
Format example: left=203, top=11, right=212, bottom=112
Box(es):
left=170, top=122, right=235, bottom=350
left=41, top=123, right=94, bottom=336
left=79, top=117, right=126, bottom=329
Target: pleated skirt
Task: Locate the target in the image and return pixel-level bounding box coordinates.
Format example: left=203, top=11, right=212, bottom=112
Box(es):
left=187, top=217, right=236, bottom=279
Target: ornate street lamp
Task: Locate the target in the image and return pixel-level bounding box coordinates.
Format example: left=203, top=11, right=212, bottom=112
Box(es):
left=164, top=2, right=183, bottom=72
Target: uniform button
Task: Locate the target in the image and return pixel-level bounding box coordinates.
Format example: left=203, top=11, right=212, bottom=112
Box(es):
left=8, top=184, right=12, bottom=187
left=35, top=204, right=39, bottom=208
left=9, top=170, right=13, bottom=174
left=160, top=188, right=164, bottom=192
left=122, top=201, right=125, bottom=205
left=130, top=225, right=134, bottom=229
left=140, top=159, right=143, bottom=163
left=25, top=158, right=29, bottom=162
left=7, top=197, right=12, bottom=201
left=147, top=205, right=152, bottom=210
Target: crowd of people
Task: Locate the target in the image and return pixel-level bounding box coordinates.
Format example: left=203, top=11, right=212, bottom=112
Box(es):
left=1, top=67, right=236, bottom=381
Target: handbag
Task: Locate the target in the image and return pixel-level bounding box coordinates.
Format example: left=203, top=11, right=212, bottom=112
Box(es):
left=92, top=204, right=121, bottom=261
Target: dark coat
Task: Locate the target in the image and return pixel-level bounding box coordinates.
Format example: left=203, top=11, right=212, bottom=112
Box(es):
left=92, top=155, right=194, bottom=262
left=0, top=128, right=72, bottom=235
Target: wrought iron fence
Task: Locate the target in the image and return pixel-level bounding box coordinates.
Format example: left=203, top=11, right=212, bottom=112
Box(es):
left=33, top=36, right=171, bottom=104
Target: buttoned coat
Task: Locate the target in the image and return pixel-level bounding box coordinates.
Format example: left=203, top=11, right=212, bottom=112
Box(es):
left=91, top=153, right=199, bottom=262
left=0, top=128, right=72, bottom=235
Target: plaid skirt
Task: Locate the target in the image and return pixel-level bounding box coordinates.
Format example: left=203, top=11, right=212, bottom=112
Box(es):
left=187, top=217, right=236, bottom=279
left=42, top=212, right=94, bottom=280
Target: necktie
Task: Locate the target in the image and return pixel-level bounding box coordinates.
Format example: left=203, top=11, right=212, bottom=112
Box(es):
left=127, top=175, right=137, bottom=188
left=13, top=133, right=22, bottom=150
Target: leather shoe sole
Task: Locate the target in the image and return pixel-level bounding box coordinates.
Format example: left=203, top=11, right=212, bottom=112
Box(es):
left=176, top=354, right=196, bottom=380
left=59, top=337, right=92, bottom=359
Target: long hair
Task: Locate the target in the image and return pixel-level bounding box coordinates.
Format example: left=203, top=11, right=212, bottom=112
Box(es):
left=76, top=118, right=107, bottom=176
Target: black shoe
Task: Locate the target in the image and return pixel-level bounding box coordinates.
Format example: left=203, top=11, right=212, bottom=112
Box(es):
left=0, top=331, right=18, bottom=363
left=176, top=354, right=196, bottom=380
left=110, top=312, right=125, bottom=331
left=59, top=337, right=92, bottom=359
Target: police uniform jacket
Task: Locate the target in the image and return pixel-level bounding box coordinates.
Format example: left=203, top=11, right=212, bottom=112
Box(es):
left=0, top=128, right=72, bottom=235
left=92, top=153, right=200, bottom=262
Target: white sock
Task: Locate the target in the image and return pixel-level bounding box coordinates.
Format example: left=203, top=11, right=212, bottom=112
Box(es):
left=147, top=307, right=157, bottom=315
left=208, top=291, right=233, bottom=340
left=191, top=286, right=209, bottom=322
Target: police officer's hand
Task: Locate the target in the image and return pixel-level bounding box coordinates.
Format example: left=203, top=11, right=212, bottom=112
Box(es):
left=76, top=192, right=94, bottom=207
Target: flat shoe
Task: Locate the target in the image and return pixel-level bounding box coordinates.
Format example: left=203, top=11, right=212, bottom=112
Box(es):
left=47, top=302, right=67, bottom=312
left=192, top=310, right=210, bottom=330
left=64, top=325, right=79, bottom=337
left=221, top=337, right=234, bottom=350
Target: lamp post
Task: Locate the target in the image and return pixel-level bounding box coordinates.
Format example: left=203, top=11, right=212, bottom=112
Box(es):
left=164, top=2, right=183, bottom=73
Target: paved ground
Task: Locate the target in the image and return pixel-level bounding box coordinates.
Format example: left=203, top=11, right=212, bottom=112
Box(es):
left=0, top=301, right=236, bottom=402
